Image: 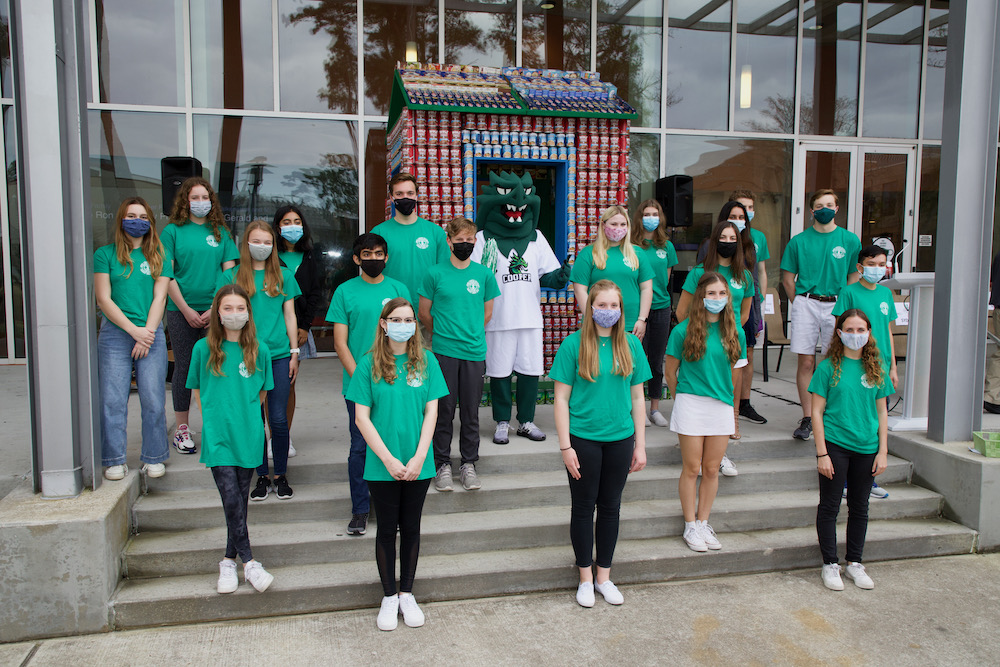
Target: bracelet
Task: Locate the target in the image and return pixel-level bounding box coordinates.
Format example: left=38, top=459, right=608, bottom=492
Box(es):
left=560, top=447, right=572, bottom=451
left=816, top=453, right=829, bottom=459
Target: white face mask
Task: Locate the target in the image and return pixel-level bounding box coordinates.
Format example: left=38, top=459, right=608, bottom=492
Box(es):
left=248, top=242, right=273, bottom=261
left=220, top=311, right=249, bottom=331
left=839, top=330, right=869, bottom=351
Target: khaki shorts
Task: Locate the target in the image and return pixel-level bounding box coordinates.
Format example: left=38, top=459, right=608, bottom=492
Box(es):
left=789, top=296, right=837, bottom=355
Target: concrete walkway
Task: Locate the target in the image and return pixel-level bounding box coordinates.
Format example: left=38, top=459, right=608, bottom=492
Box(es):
left=1, top=553, right=996, bottom=665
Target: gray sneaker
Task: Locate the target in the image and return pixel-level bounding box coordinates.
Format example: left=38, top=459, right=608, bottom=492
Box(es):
left=516, top=421, right=546, bottom=441
left=460, top=463, right=482, bottom=490
left=434, top=463, right=453, bottom=492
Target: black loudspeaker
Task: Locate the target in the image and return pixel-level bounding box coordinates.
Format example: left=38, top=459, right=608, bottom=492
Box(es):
left=161, top=157, right=204, bottom=216
left=655, top=175, right=694, bottom=227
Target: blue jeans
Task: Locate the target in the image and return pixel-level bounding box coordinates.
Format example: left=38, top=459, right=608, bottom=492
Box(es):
left=345, top=399, right=370, bottom=515
left=257, top=356, right=291, bottom=477
left=98, top=320, right=169, bottom=466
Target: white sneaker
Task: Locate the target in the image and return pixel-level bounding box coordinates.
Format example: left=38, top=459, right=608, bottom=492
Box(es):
left=141, top=463, right=166, bottom=478
left=267, top=438, right=273, bottom=460
left=822, top=563, right=845, bottom=591
left=217, top=560, right=238, bottom=594
left=398, top=593, right=425, bottom=627
left=377, top=595, right=399, bottom=631
left=683, top=524, right=708, bottom=552
left=650, top=410, right=669, bottom=427
left=719, top=455, right=738, bottom=477
left=493, top=421, right=510, bottom=445
left=288, top=438, right=297, bottom=457
left=576, top=581, right=595, bottom=607
left=645, top=412, right=652, bottom=427
left=697, top=520, right=722, bottom=550
left=594, top=580, right=624, bottom=605
left=104, top=464, right=128, bottom=481
left=243, top=560, right=274, bottom=592
left=845, top=562, right=875, bottom=589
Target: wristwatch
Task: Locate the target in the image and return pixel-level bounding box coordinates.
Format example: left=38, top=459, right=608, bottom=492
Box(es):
left=290, top=348, right=300, bottom=355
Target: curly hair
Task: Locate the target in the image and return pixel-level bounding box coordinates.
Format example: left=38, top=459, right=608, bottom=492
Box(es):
left=167, top=176, right=231, bottom=242
left=682, top=272, right=743, bottom=364
left=826, top=309, right=884, bottom=388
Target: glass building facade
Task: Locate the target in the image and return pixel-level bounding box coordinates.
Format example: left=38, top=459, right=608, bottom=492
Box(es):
left=0, top=0, right=972, bottom=360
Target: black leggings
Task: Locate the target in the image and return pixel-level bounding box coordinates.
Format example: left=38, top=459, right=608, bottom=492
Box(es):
left=166, top=310, right=206, bottom=413
left=816, top=441, right=876, bottom=564
left=566, top=434, right=634, bottom=569
left=368, top=479, right=431, bottom=596
left=211, top=465, right=254, bottom=562
left=641, top=307, right=672, bottom=401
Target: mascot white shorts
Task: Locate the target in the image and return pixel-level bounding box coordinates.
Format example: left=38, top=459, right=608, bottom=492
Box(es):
left=485, top=329, right=543, bottom=377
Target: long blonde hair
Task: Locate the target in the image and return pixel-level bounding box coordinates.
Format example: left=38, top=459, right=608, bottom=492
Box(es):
left=592, top=205, right=640, bottom=271
left=576, top=279, right=634, bottom=382
left=168, top=176, right=230, bottom=242
left=236, top=220, right=285, bottom=298
left=630, top=198, right=670, bottom=250
left=205, top=284, right=260, bottom=377
left=682, top=272, right=743, bottom=363
left=369, top=297, right=427, bottom=385
left=113, top=197, right=164, bottom=279
left=826, top=309, right=884, bottom=388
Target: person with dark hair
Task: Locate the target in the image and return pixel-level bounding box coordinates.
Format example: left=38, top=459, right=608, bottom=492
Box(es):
left=327, top=233, right=411, bottom=536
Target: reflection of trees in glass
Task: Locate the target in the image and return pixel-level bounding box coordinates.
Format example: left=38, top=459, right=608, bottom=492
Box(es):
left=627, top=135, right=658, bottom=206
left=285, top=1, right=359, bottom=112
left=521, top=2, right=590, bottom=71
left=364, top=3, right=439, bottom=114
left=282, top=152, right=360, bottom=215
left=0, top=17, right=9, bottom=74
left=444, top=10, right=487, bottom=63
left=597, top=0, right=661, bottom=125
left=746, top=95, right=856, bottom=135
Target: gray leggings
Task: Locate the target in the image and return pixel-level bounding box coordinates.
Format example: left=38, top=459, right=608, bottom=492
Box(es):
left=166, top=310, right=206, bottom=413
left=211, top=465, right=254, bottom=562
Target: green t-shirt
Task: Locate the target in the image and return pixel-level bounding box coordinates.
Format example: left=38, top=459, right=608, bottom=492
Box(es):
left=832, top=281, right=895, bottom=371
left=161, top=222, right=240, bottom=312
left=186, top=339, right=274, bottom=468
left=681, top=263, right=755, bottom=322
left=809, top=356, right=893, bottom=454
left=326, top=275, right=412, bottom=394
left=345, top=351, right=450, bottom=482
left=780, top=226, right=861, bottom=296
left=636, top=240, right=678, bottom=310
left=570, top=244, right=654, bottom=330
left=549, top=330, right=652, bottom=441
left=418, top=260, right=501, bottom=361
left=749, top=228, right=770, bottom=263
left=666, top=319, right=747, bottom=405
left=279, top=250, right=303, bottom=276
left=217, top=267, right=301, bottom=360
left=370, top=217, right=450, bottom=307
left=93, top=244, right=174, bottom=329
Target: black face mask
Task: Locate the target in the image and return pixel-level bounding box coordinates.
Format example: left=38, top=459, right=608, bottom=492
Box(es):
left=359, top=258, right=385, bottom=278
left=451, top=242, right=475, bottom=261
left=394, top=197, right=417, bottom=216
left=716, top=241, right=738, bottom=259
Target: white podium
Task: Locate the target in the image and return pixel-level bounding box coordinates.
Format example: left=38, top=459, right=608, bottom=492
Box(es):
left=882, top=272, right=934, bottom=431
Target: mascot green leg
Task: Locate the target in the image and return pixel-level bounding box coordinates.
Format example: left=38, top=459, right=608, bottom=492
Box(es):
left=491, top=375, right=513, bottom=423
left=514, top=373, right=539, bottom=424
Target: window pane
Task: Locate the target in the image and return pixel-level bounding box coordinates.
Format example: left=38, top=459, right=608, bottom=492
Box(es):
left=364, top=0, right=437, bottom=116
left=95, top=0, right=184, bottom=106
left=799, top=0, right=861, bottom=136
left=627, top=133, right=660, bottom=206
left=1, top=3, right=12, bottom=99
left=916, top=146, right=940, bottom=272
left=280, top=0, right=358, bottom=114
left=922, top=2, right=948, bottom=140
left=4, top=107, right=24, bottom=357
left=666, top=0, right=731, bottom=131
left=862, top=1, right=924, bottom=139
left=445, top=0, right=515, bottom=68
left=597, top=0, right=663, bottom=127
left=734, top=0, right=798, bottom=133
left=364, top=122, right=388, bottom=230
left=522, top=0, right=591, bottom=71
left=191, top=0, right=274, bottom=110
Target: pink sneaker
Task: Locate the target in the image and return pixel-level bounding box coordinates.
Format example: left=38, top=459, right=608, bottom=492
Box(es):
left=172, top=424, right=196, bottom=454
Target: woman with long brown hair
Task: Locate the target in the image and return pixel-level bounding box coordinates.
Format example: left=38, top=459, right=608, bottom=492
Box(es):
left=551, top=279, right=651, bottom=607
left=94, top=197, right=172, bottom=480
left=810, top=309, right=891, bottom=591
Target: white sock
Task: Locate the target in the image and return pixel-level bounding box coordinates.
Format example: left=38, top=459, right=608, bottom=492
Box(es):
left=685, top=520, right=697, bottom=531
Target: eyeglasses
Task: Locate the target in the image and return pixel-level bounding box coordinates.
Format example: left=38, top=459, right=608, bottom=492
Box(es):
left=386, top=317, right=416, bottom=324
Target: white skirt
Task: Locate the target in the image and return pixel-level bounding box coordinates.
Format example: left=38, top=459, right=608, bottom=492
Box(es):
left=669, top=393, right=735, bottom=436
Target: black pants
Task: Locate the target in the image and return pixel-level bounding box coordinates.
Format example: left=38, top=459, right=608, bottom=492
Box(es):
left=166, top=310, right=206, bottom=413
left=566, top=434, right=634, bottom=569
left=211, top=465, right=254, bottom=562
left=641, top=307, right=671, bottom=402
left=816, top=441, right=876, bottom=564
left=368, top=479, right=431, bottom=596
left=433, top=353, right=486, bottom=468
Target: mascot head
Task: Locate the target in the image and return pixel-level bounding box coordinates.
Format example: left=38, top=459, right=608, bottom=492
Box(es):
left=475, top=171, right=542, bottom=240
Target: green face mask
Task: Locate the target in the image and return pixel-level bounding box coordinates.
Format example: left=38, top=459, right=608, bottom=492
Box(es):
left=813, top=207, right=836, bottom=225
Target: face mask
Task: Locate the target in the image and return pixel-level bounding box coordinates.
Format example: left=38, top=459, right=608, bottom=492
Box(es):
left=642, top=216, right=660, bottom=232
left=220, top=311, right=250, bottom=331
left=813, top=207, right=836, bottom=225
left=385, top=321, right=416, bottom=342
left=729, top=218, right=746, bottom=232
left=189, top=200, right=212, bottom=218
left=703, top=297, right=728, bottom=314
left=451, top=241, right=475, bottom=261
left=717, top=241, right=738, bottom=258
left=746, top=210, right=755, bottom=223
left=394, top=197, right=417, bottom=216
left=591, top=307, right=622, bottom=329
left=359, top=258, right=385, bottom=278
left=605, top=226, right=628, bottom=242
left=122, top=217, right=150, bottom=238
left=248, top=243, right=273, bottom=261
left=280, top=225, right=304, bottom=243
left=862, top=266, right=886, bottom=284
left=839, top=330, right=869, bottom=351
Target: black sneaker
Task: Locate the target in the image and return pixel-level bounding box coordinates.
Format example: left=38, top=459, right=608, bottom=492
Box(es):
left=793, top=417, right=813, bottom=440
left=347, top=513, right=368, bottom=535
left=273, top=475, right=294, bottom=500
left=739, top=403, right=768, bottom=424
left=250, top=476, right=271, bottom=501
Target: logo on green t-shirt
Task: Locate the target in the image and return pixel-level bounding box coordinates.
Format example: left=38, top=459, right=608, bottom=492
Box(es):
left=140, top=261, right=151, bottom=276
left=832, top=246, right=846, bottom=259
left=239, top=361, right=251, bottom=378
left=206, top=235, right=219, bottom=248
left=407, top=375, right=423, bottom=388
left=381, top=297, right=392, bottom=306
left=754, top=242, right=760, bottom=254
left=656, top=249, right=667, bottom=259
left=466, top=279, right=481, bottom=294
left=730, top=278, right=741, bottom=289
left=415, top=237, right=429, bottom=249
left=861, top=374, right=875, bottom=389
left=880, top=302, right=890, bottom=315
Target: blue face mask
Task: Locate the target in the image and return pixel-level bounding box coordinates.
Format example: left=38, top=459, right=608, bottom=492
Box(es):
left=839, top=330, right=869, bottom=351
left=642, top=216, right=660, bottom=232
left=385, top=321, right=416, bottom=343
left=862, top=265, right=886, bottom=284
left=592, top=307, right=622, bottom=329
left=280, top=225, right=304, bottom=243
left=703, top=297, right=728, bottom=314
left=746, top=210, right=755, bottom=223
left=122, top=217, right=150, bottom=238
left=189, top=200, right=212, bottom=218
left=729, top=218, right=746, bottom=232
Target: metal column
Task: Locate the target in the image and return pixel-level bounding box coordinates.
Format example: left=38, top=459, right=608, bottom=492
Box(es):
left=10, top=0, right=99, bottom=495
left=927, top=0, right=1000, bottom=442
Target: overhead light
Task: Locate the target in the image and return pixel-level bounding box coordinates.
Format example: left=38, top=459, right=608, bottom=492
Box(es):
left=405, top=41, right=418, bottom=63
left=740, top=65, right=752, bottom=109
left=540, top=1, right=556, bottom=9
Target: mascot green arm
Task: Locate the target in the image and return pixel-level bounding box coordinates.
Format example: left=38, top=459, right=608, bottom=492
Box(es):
left=540, top=261, right=571, bottom=289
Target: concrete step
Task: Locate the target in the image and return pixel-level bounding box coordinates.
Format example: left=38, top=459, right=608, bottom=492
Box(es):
left=131, top=455, right=914, bottom=532
left=124, top=483, right=943, bottom=578
left=110, top=517, right=977, bottom=629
